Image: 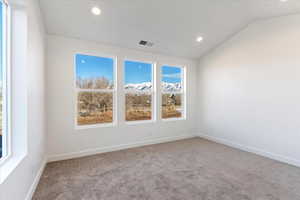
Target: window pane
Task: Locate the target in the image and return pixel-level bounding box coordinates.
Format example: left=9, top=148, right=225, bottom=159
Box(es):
left=161, top=66, right=182, bottom=93
left=124, top=60, right=152, bottom=93
left=0, top=1, right=3, bottom=158
left=125, top=93, right=151, bottom=121
left=77, top=92, right=113, bottom=125
left=124, top=60, right=153, bottom=122
left=161, top=65, right=184, bottom=119
left=162, top=94, right=182, bottom=119
left=76, top=54, right=114, bottom=89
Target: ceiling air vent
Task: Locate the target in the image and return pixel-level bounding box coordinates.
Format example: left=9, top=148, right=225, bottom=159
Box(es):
left=139, top=40, right=154, bottom=47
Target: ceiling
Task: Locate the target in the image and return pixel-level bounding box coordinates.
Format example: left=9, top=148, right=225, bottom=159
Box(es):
left=39, top=0, right=300, bottom=59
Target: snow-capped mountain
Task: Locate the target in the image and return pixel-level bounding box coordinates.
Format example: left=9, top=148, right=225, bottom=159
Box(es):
left=161, top=82, right=182, bottom=93
left=124, top=82, right=181, bottom=93
left=124, top=82, right=152, bottom=92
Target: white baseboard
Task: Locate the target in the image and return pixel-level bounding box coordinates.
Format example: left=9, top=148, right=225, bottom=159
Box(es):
left=25, top=158, right=47, bottom=200
left=47, top=134, right=195, bottom=162
left=196, top=133, right=300, bottom=168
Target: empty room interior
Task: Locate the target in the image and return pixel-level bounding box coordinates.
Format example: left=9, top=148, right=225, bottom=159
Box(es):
left=1, top=0, right=300, bottom=199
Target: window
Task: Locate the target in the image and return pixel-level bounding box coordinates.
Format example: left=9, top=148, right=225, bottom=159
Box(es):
left=75, top=54, right=116, bottom=127
left=124, top=60, right=154, bottom=122
left=161, top=65, right=185, bottom=119
left=0, top=0, right=9, bottom=159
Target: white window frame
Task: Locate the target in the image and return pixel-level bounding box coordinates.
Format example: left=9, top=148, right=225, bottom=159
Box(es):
left=124, top=58, right=156, bottom=125
left=74, top=53, right=117, bottom=129
left=0, top=0, right=11, bottom=164
left=161, top=64, right=186, bottom=121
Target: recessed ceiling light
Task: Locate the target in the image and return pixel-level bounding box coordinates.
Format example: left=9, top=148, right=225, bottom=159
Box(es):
left=280, top=0, right=288, bottom=2
left=91, top=7, right=101, bottom=15
left=196, top=36, right=203, bottom=42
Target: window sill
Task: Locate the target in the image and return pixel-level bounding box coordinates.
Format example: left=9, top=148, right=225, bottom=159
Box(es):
left=125, top=120, right=156, bottom=126
left=162, top=117, right=186, bottom=122
left=75, top=122, right=117, bottom=130
left=0, top=152, right=26, bottom=184
left=0, top=155, right=10, bottom=168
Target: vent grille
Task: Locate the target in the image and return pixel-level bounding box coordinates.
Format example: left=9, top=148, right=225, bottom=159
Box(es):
left=139, top=40, right=154, bottom=47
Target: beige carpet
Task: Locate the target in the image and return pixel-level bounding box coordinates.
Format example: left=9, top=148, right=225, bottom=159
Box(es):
left=33, top=138, right=300, bottom=200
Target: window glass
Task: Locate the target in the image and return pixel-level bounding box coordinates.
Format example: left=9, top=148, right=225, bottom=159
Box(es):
left=125, top=93, right=152, bottom=121
left=161, top=65, right=184, bottom=119
left=161, top=66, right=182, bottom=93
left=76, top=54, right=115, bottom=126
left=124, top=60, right=153, bottom=121
left=76, top=54, right=114, bottom=89
left=77, top=92, right=113, bottom=125
left=162, top=94, right=182, bottom=118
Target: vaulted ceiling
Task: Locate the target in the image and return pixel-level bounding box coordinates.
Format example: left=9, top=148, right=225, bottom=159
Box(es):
left=39, top=0, right=300, bottom=59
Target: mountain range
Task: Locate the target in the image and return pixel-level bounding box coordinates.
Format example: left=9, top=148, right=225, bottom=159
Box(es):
left=124, top=82, right=182, bottom=93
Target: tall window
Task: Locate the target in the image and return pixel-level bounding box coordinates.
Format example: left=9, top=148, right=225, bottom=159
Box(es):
left=161, top=65, right=185, bottom=119
left=75, top=54, right=116, bottom=126
left=124, top=60, right=154, bottom=122
left=0, top=0, right=8, bottom=159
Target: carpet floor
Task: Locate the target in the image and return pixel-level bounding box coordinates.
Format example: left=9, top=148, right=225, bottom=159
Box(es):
left=33, top=138, right=300, bottom=200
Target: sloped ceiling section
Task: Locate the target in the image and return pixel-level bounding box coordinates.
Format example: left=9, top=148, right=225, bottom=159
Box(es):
left=39, top=0, right=300, bottom=59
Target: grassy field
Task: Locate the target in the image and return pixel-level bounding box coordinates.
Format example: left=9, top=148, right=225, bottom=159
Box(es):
left=77, top=92, right=183, bottom=125
left=125, top=94, right=152, bottom=121
left=76, top=78, right=184, bottom=124
left=77, top=91, right=113, bottom=125
left=162, top=93, right=182, bottom=119
left=162, top=106, right=182, bottom=119
left=126, top=107, right=151, bottom=121
left=77, top=110, right=113, bottom=125
left=77, top=107, right=181, bottom=125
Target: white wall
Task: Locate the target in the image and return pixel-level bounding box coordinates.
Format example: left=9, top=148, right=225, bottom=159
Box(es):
left=197, top=14, right=300, bottom=166
left=0, top=0, right=46, bottom=199
left=46, top=35, right=197, bottom=161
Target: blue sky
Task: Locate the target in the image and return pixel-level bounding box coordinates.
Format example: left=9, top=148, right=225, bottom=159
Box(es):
left=124, top=60, right=152, bottom=84
left=162, top=66, right=182, bottom=83
left=76, top=54, right=182, bottom=85
left=76, top=54, right=114, bottom=83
